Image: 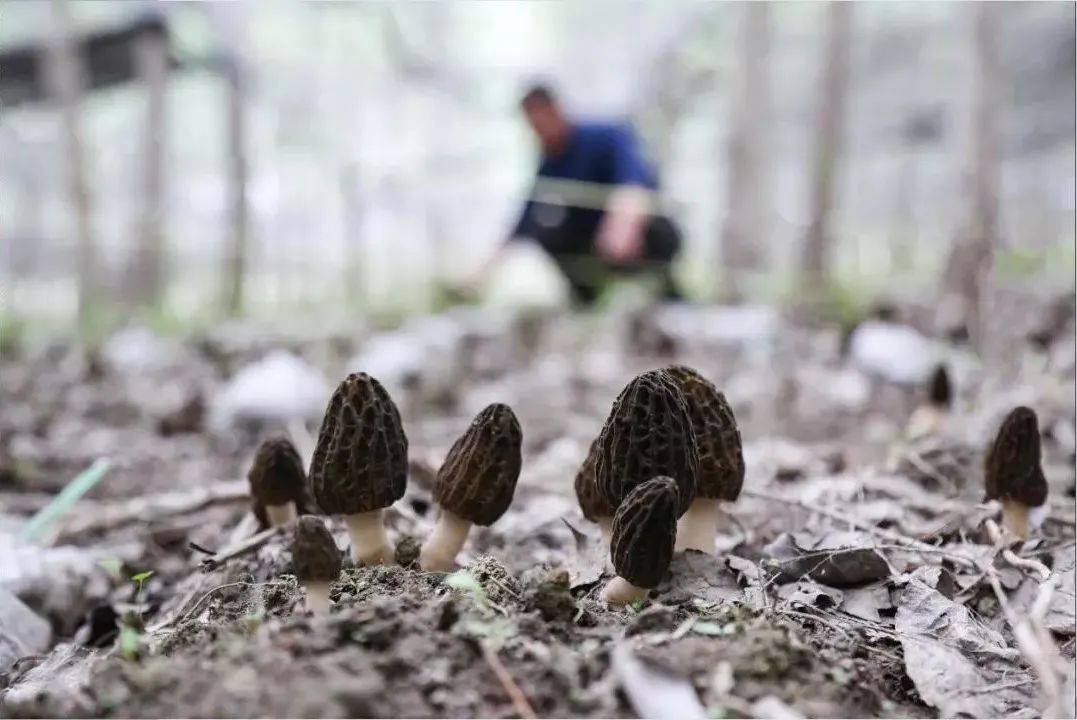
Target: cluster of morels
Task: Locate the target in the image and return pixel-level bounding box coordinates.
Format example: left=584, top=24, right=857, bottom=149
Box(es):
left=246, top=364, right=1050, bottom=615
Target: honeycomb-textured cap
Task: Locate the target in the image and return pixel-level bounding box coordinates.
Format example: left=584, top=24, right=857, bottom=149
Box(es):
left=248, top=437, right=307, bottom=507
left=665, top=365, right=744, bottom=501
left=309, top=373, right=408, bottom=515
left=928, top=364, right=952, bottom=409
left=574, top=436, right=615, bottom=522
left=292, top=516, right=342, bottom=582
left=610, top=476, right=678, bottom=588
left=595, top=370, right=698, bottom=516
left=434, top=403, right=522, bottom=526
left=984, top=406, right=1048, bottom=507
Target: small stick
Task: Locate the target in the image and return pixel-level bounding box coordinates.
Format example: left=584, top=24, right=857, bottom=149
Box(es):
left=482, top=643, right=537, bottom=720
left=984, top=519, right=1051, bottom=582
left=200, top=526, right=282, bottom=571
left=741, top=489, right=981, bottom=569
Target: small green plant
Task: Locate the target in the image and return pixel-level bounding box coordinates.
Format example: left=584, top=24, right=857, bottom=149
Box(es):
left=131, top=571, right=154, bottom=598
left=119, top=625, right=143, bottom=661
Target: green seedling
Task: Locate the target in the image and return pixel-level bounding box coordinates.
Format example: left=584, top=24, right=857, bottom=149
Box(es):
left=20, top=459, right=111, bottom=541
left=445, top=569, right=488, bottom=608
left=131, top=571, right=154, bottom=596
left=119, top=625, right=143, bottom=661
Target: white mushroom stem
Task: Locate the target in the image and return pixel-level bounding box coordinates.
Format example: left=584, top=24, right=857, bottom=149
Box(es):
left=265, top=502, right=297, bottom=527
left=303, top=580, right=331, bottom=615
left=675, top=498, right=720, bottom=553
left=418, top=509, right=472, bottom=572
left=600, top=576, right=649, bottom=606
left=344, top=510, right=393, bottom=565
left=598, top=516, right=613, bottom=549
left=1001, top=499, right=1031, bottom=541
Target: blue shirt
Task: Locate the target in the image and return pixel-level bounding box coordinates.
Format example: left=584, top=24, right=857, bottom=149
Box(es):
left=512, top=121, right=658, bottom=247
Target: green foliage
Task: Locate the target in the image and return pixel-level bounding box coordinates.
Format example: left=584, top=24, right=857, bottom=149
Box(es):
left=20, top=459, right=112, bottom=541
left=445, top=569, right=488, bottom=607
left=119, top=625, right=143, bottom=662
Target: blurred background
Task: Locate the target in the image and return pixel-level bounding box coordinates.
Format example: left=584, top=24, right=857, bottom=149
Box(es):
left=0, top=1, right=1074, bottom=345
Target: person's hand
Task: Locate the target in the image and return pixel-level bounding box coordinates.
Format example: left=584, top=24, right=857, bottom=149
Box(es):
left=596, top=186, right=651, bottom=264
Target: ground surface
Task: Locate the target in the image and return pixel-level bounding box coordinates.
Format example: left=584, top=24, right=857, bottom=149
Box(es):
left=1, top=294, right=1074, bottom=718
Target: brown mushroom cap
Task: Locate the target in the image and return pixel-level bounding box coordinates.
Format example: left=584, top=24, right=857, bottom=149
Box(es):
left=985, top=406, right=1048, bottom=507
left=610, top=476, right=679, bottom=588
left=292, top=516, right=342, bottom=582
left=248, top=437, right=307, bottom=507
left=574, top=436, right=615, bottom=522
left=665, top=365, right=744, bottom=501
left=928, top=364, right=952, bottom=409
left=309, top=373, right=408, bottom=515
left=595, top=370, right=698, bottom=516
left=433, top=403, right=522, bottom=526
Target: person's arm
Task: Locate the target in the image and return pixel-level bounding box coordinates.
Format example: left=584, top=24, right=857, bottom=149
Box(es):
left=595, top=126, right=655, bottom=264
left=463, top=183, right=538, bottom=291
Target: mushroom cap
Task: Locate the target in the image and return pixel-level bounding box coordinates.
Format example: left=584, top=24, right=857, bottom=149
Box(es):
left=309, top=373, right=408, bottom=515
left=574, top=436, right=615, bottom=522
left=595, top=370, right=698, bottom=516
left=433, top=403, right=522, bottom=526
left=248, top=436, right=307, bottom=507
left=664, top=365, right=744, bottom=501
left=928, top=364, right=952, bottom=409
left=610, top=476, right=679, bottom=588
left=985, top=406, right=1048, bottom=507
left=292, top=516, right=342, bottom=582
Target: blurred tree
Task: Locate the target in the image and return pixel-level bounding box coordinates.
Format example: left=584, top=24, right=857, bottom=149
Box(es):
left=127, top=17, right=168, bottom=309
left=801, top=2, right=852, bottom=290
left=720, top=2, right=771, bottom=301
left=207, top=3, right=251, bottom=316
left=45, top=0, right=96, bottom=337
left=940, top=2, right=1001, bottom=344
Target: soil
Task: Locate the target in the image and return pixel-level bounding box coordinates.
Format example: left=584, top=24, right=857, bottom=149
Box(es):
left=1, top=294, right=1074, bottom=718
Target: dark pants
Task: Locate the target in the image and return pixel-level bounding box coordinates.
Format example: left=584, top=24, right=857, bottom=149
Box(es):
left=533, top=215, right=683, bottom=305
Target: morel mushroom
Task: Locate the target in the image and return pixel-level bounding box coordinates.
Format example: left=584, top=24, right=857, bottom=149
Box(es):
left=574, top=436, right=615, bottom=546
left=664, top=365, right=744, bottom=553
left=292, top=516, right=342, bottom=615
left=985, top=406, right=1049, bottom=540
left=418, top=403, right=522, bottom=572
left=595, top=370, right=698, bottom=516
left=906, top=364, right=952, bottom=440
left=601, top=476, right=679, bottom=606
left=309, top=373, right=408, bottom=565
left=248, top=437, right=307, bottom=527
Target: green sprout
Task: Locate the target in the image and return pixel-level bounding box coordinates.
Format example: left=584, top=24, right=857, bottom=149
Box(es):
left=131, top=571, right=154, bottom=604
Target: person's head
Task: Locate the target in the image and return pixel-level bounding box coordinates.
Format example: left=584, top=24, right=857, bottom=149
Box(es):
left=521, top=84, right=570, bottom=154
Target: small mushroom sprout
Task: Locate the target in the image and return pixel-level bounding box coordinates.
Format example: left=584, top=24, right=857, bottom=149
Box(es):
left=309, top=373, right=408, bottom=565
left=906, top=363, right=953, bottom=440
left=292, top=516, right=342, bottom=615
left=418, top=403, right=522, bottom=572
left=248, top=436, right=307, bottom=527
left=594, top=369, right=698, bottom=516
left=574, top=436, right=615, bottom=547
left=601, top=476, right=679, bottom=606
left=985, top=406, right=1048, bottom=540
left=665, top=365, right=744, bottom=554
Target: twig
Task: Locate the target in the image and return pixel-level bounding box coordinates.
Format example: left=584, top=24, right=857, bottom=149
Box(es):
left=51, top=479, right=249, bottom=541
left=200, top=526, right=282, bottom=571
left=984, top=519, right=1051, bottom=582
left=482, top=643, right=537, bottom=719
left=741, top=489, right=981, bottom=569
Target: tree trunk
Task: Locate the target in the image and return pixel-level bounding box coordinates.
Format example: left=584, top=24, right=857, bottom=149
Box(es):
left=129, top=25, right=168, bottom=309
left=940, top=2, right=1000, bottom=343
left=45, top=0, right=96, bottom=337
left=801, top=2, right=853, bottom=290
left=223, top=56, right=249, bottom=316
left=720, top=2, right=771, bottom=302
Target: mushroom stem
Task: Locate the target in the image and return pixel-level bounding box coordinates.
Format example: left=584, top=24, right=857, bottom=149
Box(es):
left=265, top=502, right=297, bottom=527
left=303, top=580, right=331, bottom=615
left=344, top=510, right=393, bottom=565
left=600, top=576, right=649, bottom=606
left=418, top=509, right=472, bottom=572
left=598, top=516, right=613, bottom=549
left=675, top=497, right=720, bottom=553
left=1001, top=499, right=1031, bottom=540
